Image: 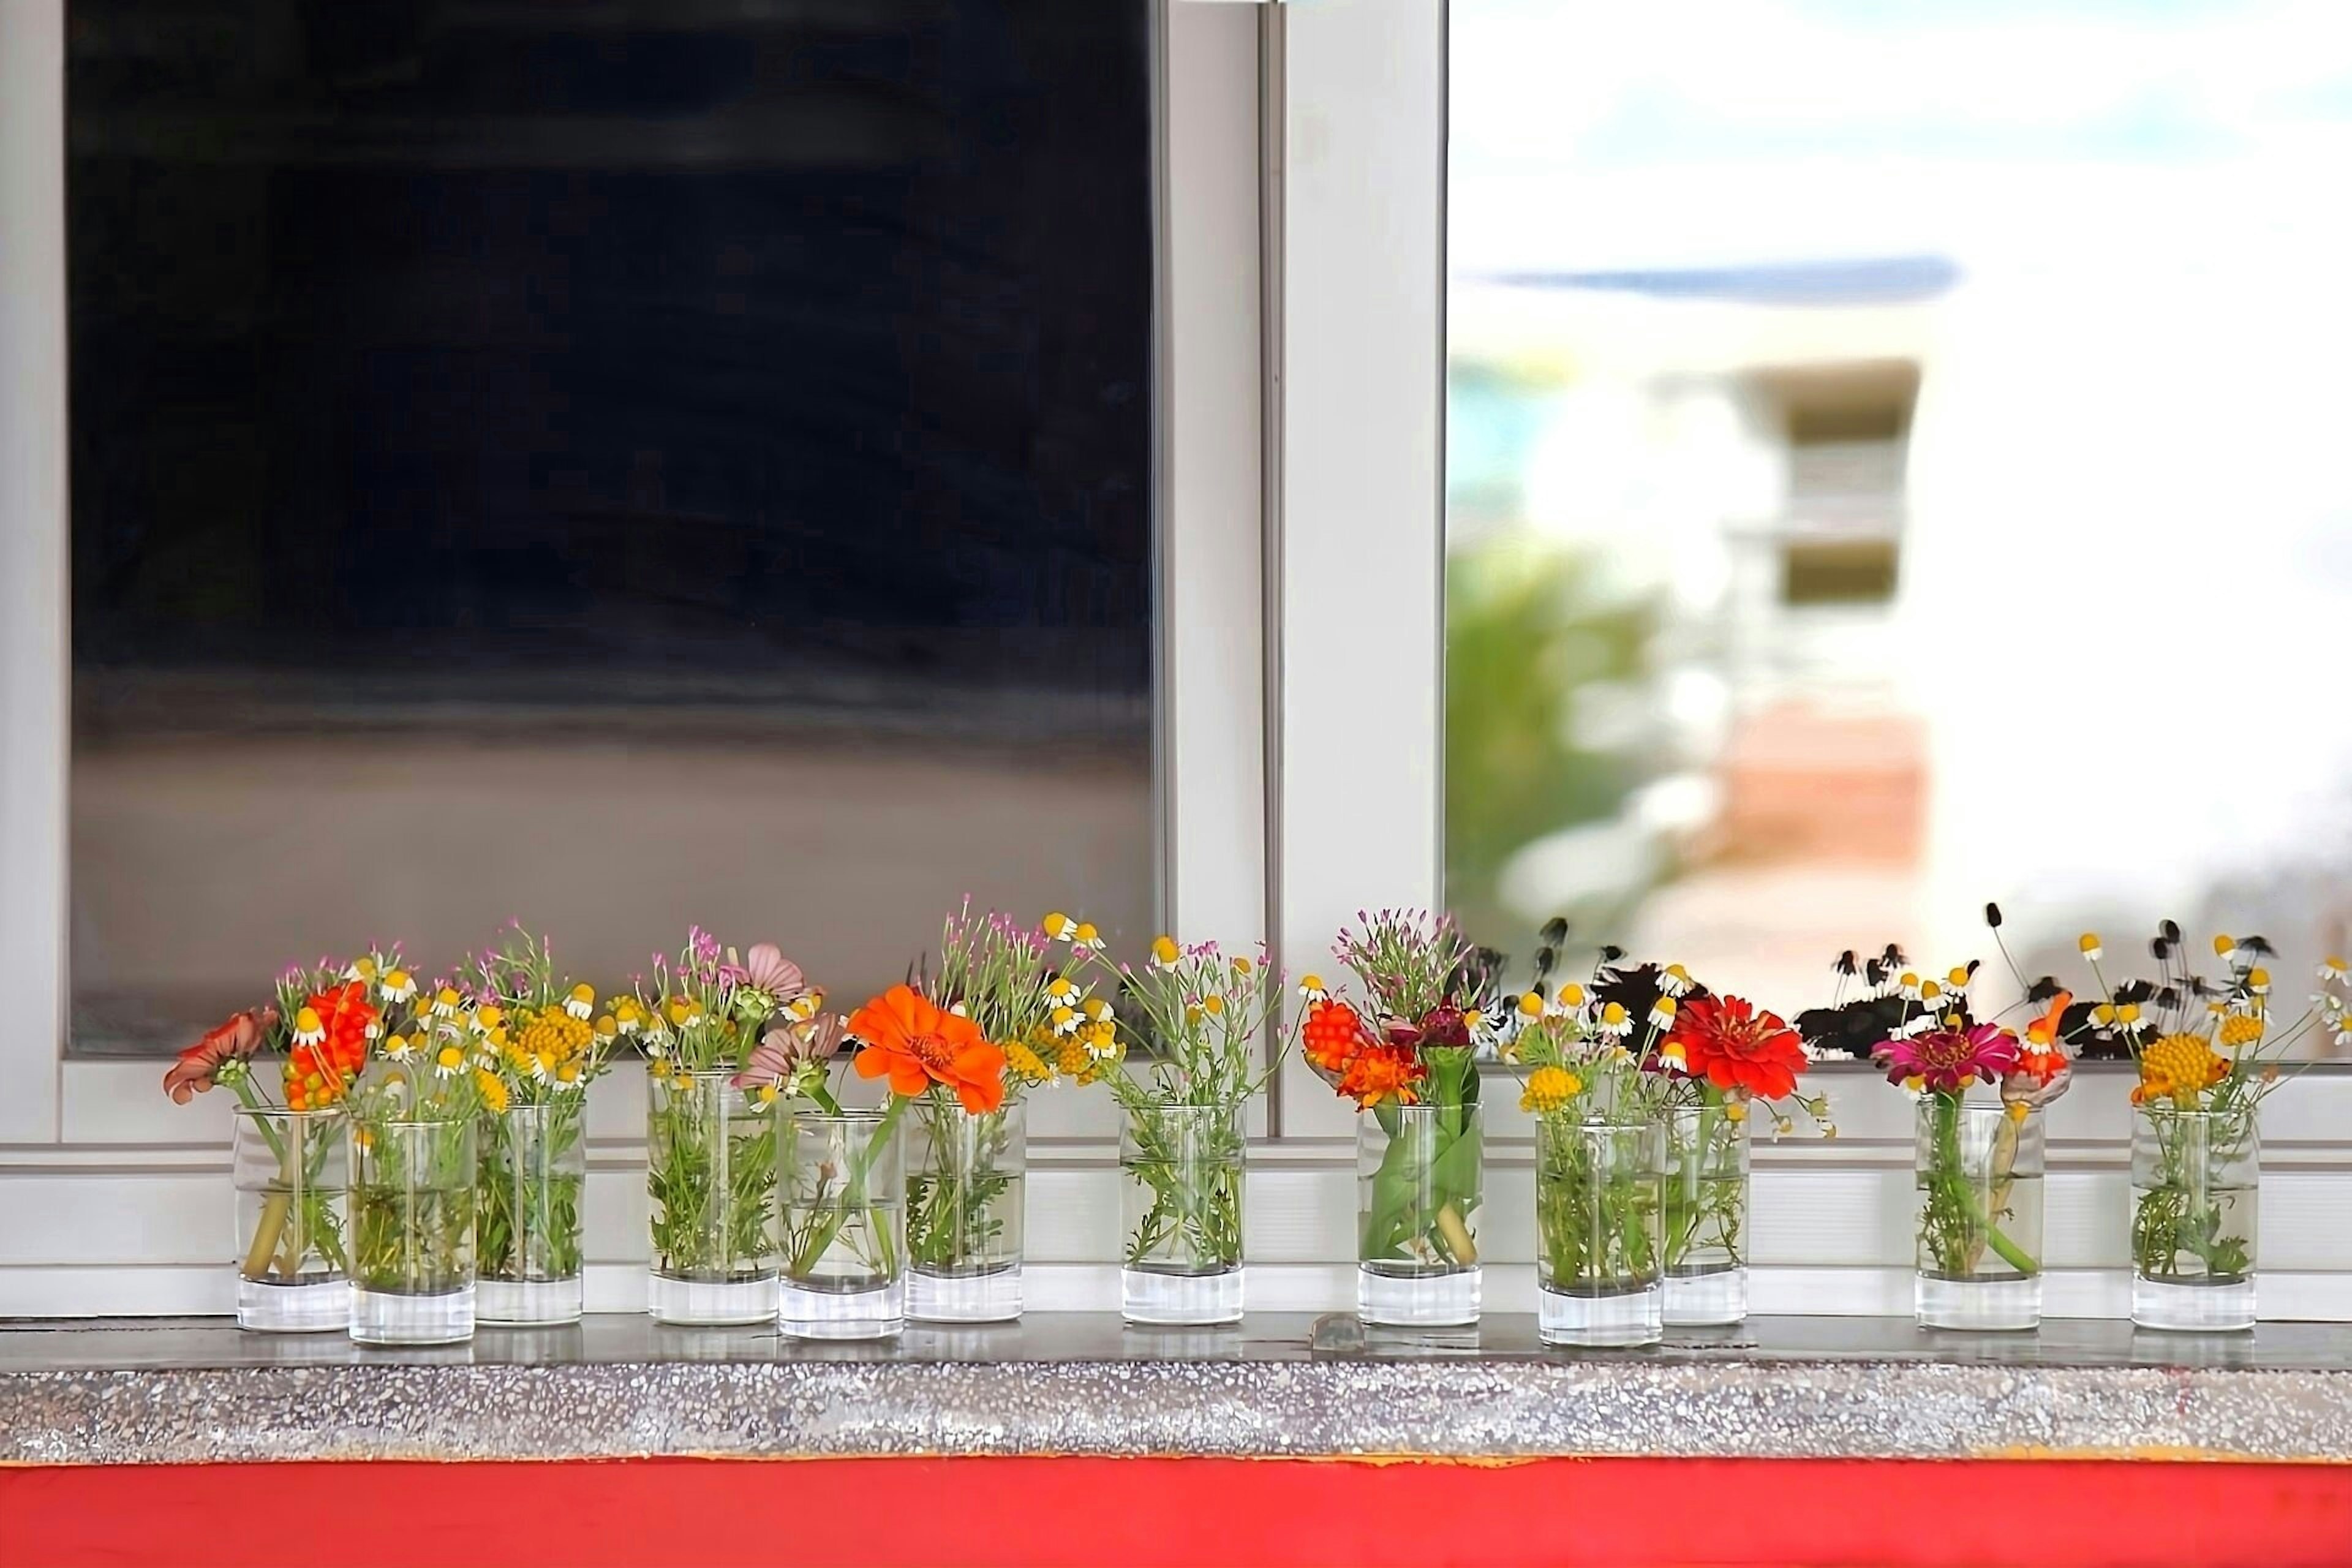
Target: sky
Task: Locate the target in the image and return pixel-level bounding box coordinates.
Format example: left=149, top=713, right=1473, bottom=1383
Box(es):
left=1450, top=0, right=2352, bottom=276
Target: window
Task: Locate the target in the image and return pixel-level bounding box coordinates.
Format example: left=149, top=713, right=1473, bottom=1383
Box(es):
left=1446, top=0, right=2352, bottom=1038
left=66, top=0, right=1156, bottom=1054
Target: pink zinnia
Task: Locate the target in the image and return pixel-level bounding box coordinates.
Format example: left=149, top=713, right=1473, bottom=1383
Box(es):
left=1874, top=1023, right=2018, bottom=1093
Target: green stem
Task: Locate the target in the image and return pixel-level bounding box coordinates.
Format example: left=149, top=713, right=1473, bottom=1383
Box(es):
left=1933, top=1096, right=2036, bottom=1278
left=788, top=1096, right=906, bottom=1277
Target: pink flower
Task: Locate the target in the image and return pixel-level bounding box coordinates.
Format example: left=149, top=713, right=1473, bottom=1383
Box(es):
left=742, top=943, right=806, bottom=1001
left=1874, top=1023, right=2019, bottom=1094
left=733, top=1013, right=845, bottom=1089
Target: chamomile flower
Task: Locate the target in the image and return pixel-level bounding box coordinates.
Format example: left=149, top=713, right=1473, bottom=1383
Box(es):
left=430, top=986, right=462, bottom=1020
left=1149, top=935, right=1182, bottom=970
left=1050, top=1005, right=1080, bottom=1036
left=1657, top=963, right=1694, bottom=998
left=292, top=1007, right=325, bottom=1046
left=1046, top=976, right=1082, bottom=1008
left=379, top=968, right=417, bottom=1005
left=1596, top=1001, right=1632, bottom=1039
left=1648, top=995, right=1678, bottom=1031
left=1898, top=972, right=1923, bottom=1001
left=2078, top=933, right=2103, bottom=963
left=1082, top=997, right=1114, bottom=1027
left=1041, top=911, right=1076, bottom=943
left=1299, top=974, right=1330, bottom=1003
left=1555, top=982, right=1586, bottom=1012
left=2318, top=956, right=2348, bottom=986
left=344, top=956, right=379, bottom=984
left=2246, top=967, right=2272, bottom=997
left=1657, top=1038, right=1688, bottom=1072
left=434, top=1043, right=466, bottom=1078
left=471, top=1003, right=502, bottom=1035
left=382, top=1033, right=416, bottom=1063
left=565, top=984, right=596, bottom=1020
left=1070, top=921, right=1104, bottom=953
left=612, top=998, right=645, bottom=1035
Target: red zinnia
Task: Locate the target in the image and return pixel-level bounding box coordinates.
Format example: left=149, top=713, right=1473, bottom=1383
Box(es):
left=1667, top=994, right=1807, bottom=1101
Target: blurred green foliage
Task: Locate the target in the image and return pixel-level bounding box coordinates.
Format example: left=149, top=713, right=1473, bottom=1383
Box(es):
left=1444, top=532, right=1656, bottom=956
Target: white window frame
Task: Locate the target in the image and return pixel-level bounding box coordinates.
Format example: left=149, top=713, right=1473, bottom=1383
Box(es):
left=9, top=0, right=2352, bottom=1318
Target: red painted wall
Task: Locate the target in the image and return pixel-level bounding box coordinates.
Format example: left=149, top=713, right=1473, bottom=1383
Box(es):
left=7, top=1457, right=2351, bottom=1568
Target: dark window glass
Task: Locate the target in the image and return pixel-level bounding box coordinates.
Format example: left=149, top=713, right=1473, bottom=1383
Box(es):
left=69, top=0, right=1155, bottom=1053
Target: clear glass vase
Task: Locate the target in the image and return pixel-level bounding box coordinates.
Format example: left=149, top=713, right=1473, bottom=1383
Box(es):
left=646, top=1069, right=778, bottom=1325
left=1356, top=1102, right=1482, bottom=1326
left=1914, top=1097, right=2043, bottom=1331
left=347, top=1114, right=477, bottom=1346
left=1662, top=1102, right=1749, bottom=1326
left=905, top=1098, right=1025, bottom=1322
left=231, top=1106, right=350, bottom=1332
left=1534, top=1116, right=1664, bottom=1346
left=1120, top=1102, right=1246, bottom=1325
left=475, top=1099, right=589, bottom=1327
left=780, top=1108, right=907, bottom=1340
left=2131, top=1105, right=2258, bottom=1332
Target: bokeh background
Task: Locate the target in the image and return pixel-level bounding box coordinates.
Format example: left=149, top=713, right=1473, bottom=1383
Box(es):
left=1447, top=0, right=2352, bottom=1041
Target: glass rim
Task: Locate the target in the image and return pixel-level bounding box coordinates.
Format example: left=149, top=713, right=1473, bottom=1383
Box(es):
left=1121, top=1099, right=1245, bottom=1121
left=347, top=1112, right=476, bottom=1131
left=1371, top=1100, right=1477, bottom=1119
left=2132, top=1102, right=2253, bottom=1122
left=651, top=1065, right=749, bottom=1083
left=1915, top=1096, right=2040, bottom=1118
left=231, top=1102, right=343, bottom=1121
left=1536, top=1110, right=1656, bottom=1131
left=788, top=1106, right=892, bottom=1126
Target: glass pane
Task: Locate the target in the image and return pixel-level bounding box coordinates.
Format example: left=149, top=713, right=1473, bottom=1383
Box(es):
left=1448, top=1, right=2352, bottom=1048
left=69, top=1, right=1154, bottom=1054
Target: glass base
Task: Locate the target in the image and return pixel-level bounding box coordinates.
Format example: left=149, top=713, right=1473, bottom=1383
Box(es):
left=649, top=1271, right=777, bottom=1327
left=478, top=1275, right=584, bottom=1327
left=2133, top=1272, right=2256, bottom=1332
left=1539, top=1281, right=1661, bottom=1347
left=908, top=1264, right=1022, bottom=1323
left=350, top=1284, right=475, bottom=1346
left=1122, top=1265, right=1243, bottom=1325
left=236, top=1275, right=348, bottom=1333
left=781, top=1277, right=905, bottom=1340
left=1357, top=1264, right=1480, bottom=1327
left=1664, top=1265, right=1747, bottom=1327
left=1916, top=1272, right=2040, bottom=1330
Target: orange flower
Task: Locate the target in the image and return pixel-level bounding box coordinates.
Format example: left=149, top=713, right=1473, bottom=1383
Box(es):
left=848, top=984, right=1006, bottom=1114
left=1336, top=1044, right=1423, bottom=1108
left=1302, top=998, right=1369, bottom=1076
left=283, top=982, right=374, bottom=1110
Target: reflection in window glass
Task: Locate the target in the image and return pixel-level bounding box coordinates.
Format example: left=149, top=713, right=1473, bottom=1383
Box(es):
left=1448, top=1, right=2352, bottom=1046
left=69, top=1, right=1153, bottom=1054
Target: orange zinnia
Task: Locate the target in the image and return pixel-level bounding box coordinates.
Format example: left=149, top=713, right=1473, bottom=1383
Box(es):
left=849, top=984, right=1007, bottom=1114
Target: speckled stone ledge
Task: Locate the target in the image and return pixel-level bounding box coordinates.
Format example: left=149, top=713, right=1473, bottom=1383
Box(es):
left=4, top=1313, right=2350, bottom=1466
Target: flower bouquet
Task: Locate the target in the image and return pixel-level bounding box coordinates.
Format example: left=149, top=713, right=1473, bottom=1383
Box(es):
left=1060, top=920, right=1291, bottom=1325
left=813, top=902, right=1099, bottom=1324
left=164, top=952, right=402, bottom=1332
left=1303, top=910, right=1499, bottom=1327
left=639, top=928, right=814, bottom=1325
left=1505, top=925, right=1829, bottom=1338
left=2029, top=916, right=2345, bottom=1330
left=1798, top=935, right=2069, bottom=1331
left=460, top=925, right=620, bottom=1327
left=340, top=963, right=494, bottom=1346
